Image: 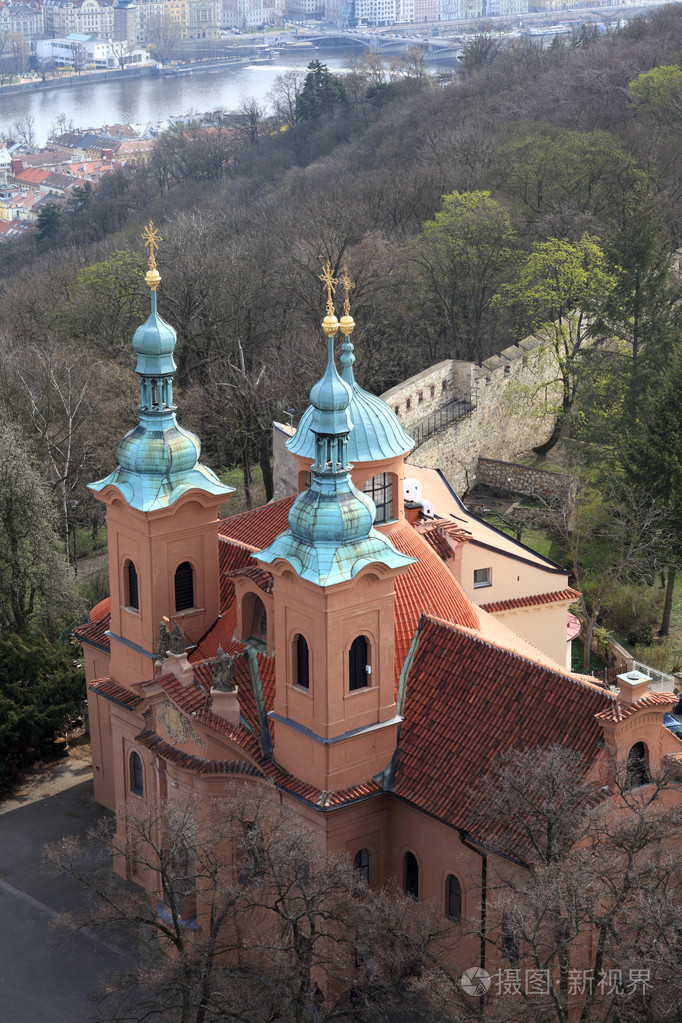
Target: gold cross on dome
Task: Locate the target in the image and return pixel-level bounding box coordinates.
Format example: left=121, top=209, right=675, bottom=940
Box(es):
left=318, top=261, right=337, bottom=317
left=142, top=220, right=161, bottom=271
left=340, top=266, right=355, bottom=316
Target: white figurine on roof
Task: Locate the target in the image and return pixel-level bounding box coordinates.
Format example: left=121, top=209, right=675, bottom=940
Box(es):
left=403, top=478, right=435, bottom=518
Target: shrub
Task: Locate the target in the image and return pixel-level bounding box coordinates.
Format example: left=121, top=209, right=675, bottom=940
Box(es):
left=599, top=582, right=663, bottom=636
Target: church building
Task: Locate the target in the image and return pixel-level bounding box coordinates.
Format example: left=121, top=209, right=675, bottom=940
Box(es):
left=77, top=233, right=682, bottom=958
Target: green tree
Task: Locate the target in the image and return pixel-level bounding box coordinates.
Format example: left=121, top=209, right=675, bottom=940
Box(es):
left=0, top=633, right=85, bottom=770
left=592, top=199, right=681, bottom=416
left=490, top=127, right=645, bottom=237
left=627, top=345, right=682, bottom=636
left=0, top=423, right=82, bottom=636
left=629, top=64, right=682, bottom=128
left=504, top=234, right=616, bottom=454
left=413, top=189, right=517, bottom=364
left=36, top=201, right=63, bottom=246
left=296, top=60, right=348, bottom=123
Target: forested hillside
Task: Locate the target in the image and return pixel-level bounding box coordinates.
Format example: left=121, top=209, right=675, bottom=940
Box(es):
left=0, top=6, right=681, bottom=649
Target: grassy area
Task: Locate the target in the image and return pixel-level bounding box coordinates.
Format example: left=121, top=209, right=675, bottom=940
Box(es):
left=218, top=464, right=267, bottom=518
left=479, top=514, right=565, bottom=565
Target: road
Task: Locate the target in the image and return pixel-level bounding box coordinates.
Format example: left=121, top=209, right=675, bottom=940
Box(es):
left=0, top=759, right=124, bottom=1023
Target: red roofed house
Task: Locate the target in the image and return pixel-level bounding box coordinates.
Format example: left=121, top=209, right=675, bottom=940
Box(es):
left=77, top=248, right=682, bottom=981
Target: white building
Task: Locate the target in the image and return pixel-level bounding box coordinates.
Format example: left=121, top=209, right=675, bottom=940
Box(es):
left=353, top=0, right=396, bottom=26
left=36, top=34, right=154, bottom=67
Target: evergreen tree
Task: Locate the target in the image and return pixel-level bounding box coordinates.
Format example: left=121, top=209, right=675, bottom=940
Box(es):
left=628, top=345, right=682, bottom=635
left=295, top=61, right=348, bottom=123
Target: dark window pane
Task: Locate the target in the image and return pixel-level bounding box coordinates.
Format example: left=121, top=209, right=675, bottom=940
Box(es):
left=626, top=742, right=650, bottom=789
left=130, top=752, right=143, bottom=794
left=363, top=473, right=393, bottom=524
left=349, top=635, right=368, bottom=691
left=296, top=634, right=309, bottom=689
left=175, top=561, right=194, bottom=612
left=127, top=561, right=139, bottom=610
left=446, top=874, right=461, bottom=921
left=404, top=852, right=418, bottom=899
left=354, top=848, right=370, bottom=884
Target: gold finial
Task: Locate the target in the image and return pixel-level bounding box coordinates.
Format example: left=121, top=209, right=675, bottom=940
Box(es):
left=142, top=220, right=162, bottom=291
left=319, top=260, right=339, bottom=337
left=339, top=266, right=355, bottom=337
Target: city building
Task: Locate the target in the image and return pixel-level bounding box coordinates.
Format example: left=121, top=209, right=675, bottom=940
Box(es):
left=0, top=2, right=43, bottom=41
left=42, top=0, right=116, bottom=40
left=36, top=34, right=153, bottom=66
left=78, top=241, right=682, bottom=971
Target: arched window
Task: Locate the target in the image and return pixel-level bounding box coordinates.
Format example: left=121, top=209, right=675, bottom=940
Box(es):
left=246, top=595, right=267, bottom=643
left=125, top=560, right=139, bottom=610
left=354, top=848, right=370, bottom=885
left=349, top=635, right=369, bottom=691
left=363, top=473, right=394, bottom=524
left=174, top=561, right=194, bottom=612
left=130, top=751, right=143, bottom=795
left=295, top=634, right=309, bottom=690
left=446, top=874, right=462, bottom=921
left=626, top=741, right=650, bottom=790
left=404, top=851, right=419, bottom=900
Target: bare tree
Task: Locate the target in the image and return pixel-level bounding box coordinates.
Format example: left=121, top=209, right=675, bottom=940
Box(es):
left=268, top=67, right=306, bottom=127
left=46, top=790, right=462, bottom=1023
left=70, top=41, right=88, bottom=74
left=146, top=12, right=181, bottom=65
left=544, top=478, right=668, bottom=672
left=235, top=96, right=265, bottom=147
left=12, top=113, right=35, bottom=148
left=48, top=113, right=75, bottom=140
left=466, top=745, right=682, bottom=1023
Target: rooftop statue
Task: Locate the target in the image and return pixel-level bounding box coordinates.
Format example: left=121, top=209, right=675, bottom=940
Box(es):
left=211, top=646, right=236, bottom=692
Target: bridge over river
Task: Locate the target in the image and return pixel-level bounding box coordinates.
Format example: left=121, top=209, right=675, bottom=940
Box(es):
left=307, top=31, right=462, bottom=57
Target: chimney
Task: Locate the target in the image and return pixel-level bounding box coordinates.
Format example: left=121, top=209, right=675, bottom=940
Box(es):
left=616, top=669, right=651, bottom=705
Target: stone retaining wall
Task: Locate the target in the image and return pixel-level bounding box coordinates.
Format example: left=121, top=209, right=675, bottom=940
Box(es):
left=273, top=331, right=563, bottom=499
left=383, top=333, right=562, bottom=495
left=476, top=458, right=575, bottom=503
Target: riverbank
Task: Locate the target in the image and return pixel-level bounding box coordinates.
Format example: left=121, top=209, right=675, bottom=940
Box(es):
left=0, top=56, right=272, bottom=98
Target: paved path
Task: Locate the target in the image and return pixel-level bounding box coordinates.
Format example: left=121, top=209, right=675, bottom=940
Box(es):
left=0, top=759, right=125, bottom=1023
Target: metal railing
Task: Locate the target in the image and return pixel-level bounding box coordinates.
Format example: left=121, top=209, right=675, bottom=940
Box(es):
left=631, top=659, right=676, bottom=689
left=409, top=393, right=477, bottom=449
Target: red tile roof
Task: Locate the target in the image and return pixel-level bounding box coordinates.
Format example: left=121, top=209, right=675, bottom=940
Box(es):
left=135, top=729, right=264, bottom=776
left=480, top=588, right=581, bottom=613
left=226, top=564, right=274, bottom=594
left=74, top=599, right=111, bottom=652
left=218, top=496, right=295, bottom=549
left=90, top=677, right=141, bottom=711
left=595, top=691, right=677, bottom=723
left=415, top=518, right=472, bottom=561
left=387, top=521, right=479, bottom=682
left=392, top=615, right=614, bottom=837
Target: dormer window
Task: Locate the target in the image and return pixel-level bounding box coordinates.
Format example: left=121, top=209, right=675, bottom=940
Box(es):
left=174, top=561, right=194, bottom=612
left=473, top=567, right=492, bottom=589
left=363, top=473, right=394, bottom=524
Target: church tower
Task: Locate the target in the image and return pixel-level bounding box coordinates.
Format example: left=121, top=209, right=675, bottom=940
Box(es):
left=89, top=224, right=233, bottom=686
left=255, top=266, right=415, bottom=792
left=286, top=269, right=414, bottom=532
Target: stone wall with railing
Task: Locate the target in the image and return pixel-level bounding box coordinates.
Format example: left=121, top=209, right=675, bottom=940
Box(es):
left=382, top=333, right=562, bottom=495
left=273, top=332, right=563, bottom=500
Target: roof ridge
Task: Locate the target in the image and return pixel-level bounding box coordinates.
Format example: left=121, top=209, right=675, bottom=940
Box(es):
left=421, top=613, right=614, bottom=701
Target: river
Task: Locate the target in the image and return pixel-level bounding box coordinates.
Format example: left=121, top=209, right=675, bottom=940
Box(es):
left=0, top=52, right=354, bottom=147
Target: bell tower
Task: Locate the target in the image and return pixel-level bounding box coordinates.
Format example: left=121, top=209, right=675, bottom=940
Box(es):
left=89, top=223, right=233, bottom=686
left=256, top=266, right=415, bottom=791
